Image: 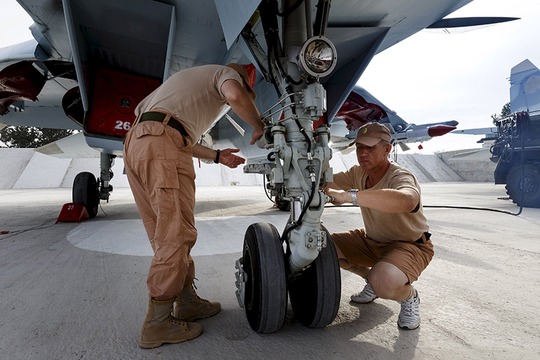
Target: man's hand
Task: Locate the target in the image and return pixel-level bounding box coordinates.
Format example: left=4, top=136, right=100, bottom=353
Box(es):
left=250, top=126, right=264, bottom=145
left=325, top=188, right=347, bottom=206
left=218, top=148, right=246, bottom=168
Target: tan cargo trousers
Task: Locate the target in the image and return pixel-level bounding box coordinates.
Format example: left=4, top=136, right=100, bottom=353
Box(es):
left=124, top=121, right=196, bottom=300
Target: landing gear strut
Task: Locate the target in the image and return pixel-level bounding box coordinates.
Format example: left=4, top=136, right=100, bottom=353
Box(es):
left=235, top=1, right=340, bottom=333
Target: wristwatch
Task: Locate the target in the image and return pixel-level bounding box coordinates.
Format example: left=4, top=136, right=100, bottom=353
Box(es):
left=349, top=189, right=358, bottom=206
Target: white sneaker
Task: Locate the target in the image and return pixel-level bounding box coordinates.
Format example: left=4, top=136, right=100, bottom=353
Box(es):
left=350, top=282, right=378, bottom=304
left=398, top=290, right=420, bottom=330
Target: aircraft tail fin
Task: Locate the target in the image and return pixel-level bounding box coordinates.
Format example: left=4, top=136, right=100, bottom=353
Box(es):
left=510, top=59, right=540, bottom=118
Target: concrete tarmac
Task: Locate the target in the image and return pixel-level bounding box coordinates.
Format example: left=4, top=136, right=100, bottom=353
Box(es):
left=1, top=183, right=539, bottom=360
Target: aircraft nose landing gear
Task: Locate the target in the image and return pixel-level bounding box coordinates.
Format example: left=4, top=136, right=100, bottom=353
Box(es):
left=236, top=79, right=341, bottom=333
left=235, top=222, right=341, bottom=333
left=235, top=0, right=341, bottom=333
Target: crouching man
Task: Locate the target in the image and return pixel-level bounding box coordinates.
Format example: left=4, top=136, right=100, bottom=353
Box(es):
left=325, top=122, right=434, bottom=330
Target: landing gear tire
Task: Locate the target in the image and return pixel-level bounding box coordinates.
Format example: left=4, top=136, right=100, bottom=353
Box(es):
left=505, top=164, right=540, bottom=208
left=288, top=227, right=341, bottom=328
left=73, top=171, right=99, bottom=218
left=242, top=222, right=287, bottom=333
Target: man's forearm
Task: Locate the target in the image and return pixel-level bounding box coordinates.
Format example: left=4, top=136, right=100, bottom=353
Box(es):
left=192, top=143, right=217, bottom=161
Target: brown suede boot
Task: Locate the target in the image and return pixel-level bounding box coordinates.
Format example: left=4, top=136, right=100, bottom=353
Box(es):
left=172, top=283, right=221, bottom=322
left=139, top=296, right=203, bottom=349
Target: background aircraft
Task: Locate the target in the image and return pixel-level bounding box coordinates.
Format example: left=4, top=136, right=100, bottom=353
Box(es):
left=489, top=59, right=540, bottom=207
left=446, top=59, right=540, bottom=207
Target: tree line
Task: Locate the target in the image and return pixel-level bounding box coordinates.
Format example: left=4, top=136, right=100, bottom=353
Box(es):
left=0, top=126, right=76, bottom=148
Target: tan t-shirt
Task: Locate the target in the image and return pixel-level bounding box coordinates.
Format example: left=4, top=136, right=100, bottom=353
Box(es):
left=333, top=162, right=429, bottom=242
left=134, top=65, right=245, bottom=141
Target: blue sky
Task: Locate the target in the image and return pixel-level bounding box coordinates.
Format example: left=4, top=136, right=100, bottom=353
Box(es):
left=1, top=0, right=539, bottom=153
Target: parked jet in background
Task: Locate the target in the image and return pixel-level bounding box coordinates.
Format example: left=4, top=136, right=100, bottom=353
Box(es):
left=449, top=59, right=540, bottom=207
left=489, top=59, right=540, bottom=207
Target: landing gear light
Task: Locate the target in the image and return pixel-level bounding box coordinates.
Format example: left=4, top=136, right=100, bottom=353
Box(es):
left=298, top=36, right=337, bottom=78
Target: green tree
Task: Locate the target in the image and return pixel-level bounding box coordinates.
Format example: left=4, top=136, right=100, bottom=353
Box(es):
left=0, top=126, right=75, bottom=148
left=491, top=102, right=511, bottom=125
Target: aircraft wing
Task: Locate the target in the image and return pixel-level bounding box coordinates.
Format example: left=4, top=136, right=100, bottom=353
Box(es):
left=452, top=127, right=498, bottom=135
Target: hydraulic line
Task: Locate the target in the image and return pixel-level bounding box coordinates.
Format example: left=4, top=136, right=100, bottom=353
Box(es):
left=281, top=180, right=317, bottom=243
left=324, top=203, right=524, bottom=217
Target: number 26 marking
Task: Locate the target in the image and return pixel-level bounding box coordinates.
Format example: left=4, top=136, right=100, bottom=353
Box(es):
left=115, top=121, right=131, bottom=131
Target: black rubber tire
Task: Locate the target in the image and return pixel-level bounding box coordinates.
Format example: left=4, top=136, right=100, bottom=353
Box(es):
left=505, top=164, right=540, bottom=208
left=73, top=172, right=99, bottom=218
left=288, top=226, right=341, bottom=328
left=242, top=222, right=287, bottom=333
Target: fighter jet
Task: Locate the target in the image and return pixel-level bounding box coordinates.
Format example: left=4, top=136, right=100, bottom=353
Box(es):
left=447, top=59, right=540, bottom=207
left=0, top=1, right=517, bottom=204
left=490, top=59, right=540, bottom=207
left=0, top=0, right=518, bottom=333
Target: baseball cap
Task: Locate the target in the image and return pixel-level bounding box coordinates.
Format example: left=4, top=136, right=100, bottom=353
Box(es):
left=226, top=63, right=256, bottom=99
left=349, top=122, right=392, bottom=147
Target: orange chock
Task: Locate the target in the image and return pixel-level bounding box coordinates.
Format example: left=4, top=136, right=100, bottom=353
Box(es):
left=56, top=203, right=90, bottom=223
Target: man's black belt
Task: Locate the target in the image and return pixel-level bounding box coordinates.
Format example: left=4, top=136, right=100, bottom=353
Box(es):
left=415, top=232, right=431, bottom=244
left=139, top=111, right=188, bottom=137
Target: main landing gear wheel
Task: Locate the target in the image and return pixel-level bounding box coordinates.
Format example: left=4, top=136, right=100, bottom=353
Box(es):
left=242, top=222, right=287, bottom=333
left=288, top=227, right=341, bottom=328
left=73, top=171, right=99, bottom=218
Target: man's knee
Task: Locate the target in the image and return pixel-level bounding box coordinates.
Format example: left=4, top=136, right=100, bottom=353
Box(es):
left=368, top=262, right=409, bottom=298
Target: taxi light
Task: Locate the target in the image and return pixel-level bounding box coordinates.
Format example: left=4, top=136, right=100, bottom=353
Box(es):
left=298, top=36, right=337, bottom=78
